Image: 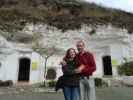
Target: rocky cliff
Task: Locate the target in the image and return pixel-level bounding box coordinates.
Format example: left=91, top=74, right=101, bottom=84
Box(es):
left=0, top=0, right=133, bottom=54
left=0, top=0, right=133, bottom=33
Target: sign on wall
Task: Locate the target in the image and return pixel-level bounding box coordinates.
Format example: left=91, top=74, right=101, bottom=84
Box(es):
left=32, top=62, right=38, bottom=70
left=111, top=59, right=118, bottom=66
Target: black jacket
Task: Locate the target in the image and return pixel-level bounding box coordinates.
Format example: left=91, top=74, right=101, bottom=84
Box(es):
left=55, top=75, right=64, bottom=91
left=55, top=60, right=80, bottom=91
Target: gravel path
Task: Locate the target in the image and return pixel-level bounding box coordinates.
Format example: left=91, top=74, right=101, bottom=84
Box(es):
left=0, top=87, right=133, bottom=100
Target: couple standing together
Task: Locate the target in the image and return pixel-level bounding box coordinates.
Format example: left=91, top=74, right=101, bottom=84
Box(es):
left=60, top=40, right=96, bottom=100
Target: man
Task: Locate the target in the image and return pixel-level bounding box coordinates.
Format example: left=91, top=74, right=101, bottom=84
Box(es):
left=75, top=40, right=96, bottom=100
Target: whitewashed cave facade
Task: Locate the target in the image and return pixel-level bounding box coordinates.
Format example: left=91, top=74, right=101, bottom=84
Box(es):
left=0, top=36, right=44, bottom=84
left=28, top=24, right=132, bottom=79
left=46, top=33, right=131, bottom=79
left=0, top=24, right=133, bottom=84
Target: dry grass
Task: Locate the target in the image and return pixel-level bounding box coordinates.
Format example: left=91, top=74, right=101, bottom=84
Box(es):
left=0, top=0, right=133, bottom=33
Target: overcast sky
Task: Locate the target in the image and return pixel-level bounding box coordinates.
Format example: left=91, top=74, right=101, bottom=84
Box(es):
left=85, top=0, right=133, bottom=13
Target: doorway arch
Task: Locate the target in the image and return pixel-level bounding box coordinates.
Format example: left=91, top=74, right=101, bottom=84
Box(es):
left=46, top=68, right=57, bottom=80
left=102, top=55, right=113, bottom=76
left=18, top=58, right=31, bottom=82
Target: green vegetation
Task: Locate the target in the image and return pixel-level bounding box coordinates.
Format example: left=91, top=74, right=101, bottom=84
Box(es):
left=0, top=80, right=13, bottom=87
left=94, top=78, right=108, bottom=87
left=0, top=0, right=133, bottom=33
left=47, top=80, right=57, bottom=88
left=118, top=61, right=133, bottom=76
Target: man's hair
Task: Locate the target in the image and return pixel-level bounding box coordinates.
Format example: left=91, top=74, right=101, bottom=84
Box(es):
left=76, top=40, right=85, bottom=46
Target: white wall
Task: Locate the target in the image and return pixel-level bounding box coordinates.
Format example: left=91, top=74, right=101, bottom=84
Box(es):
left=30, top=52, right=44, bottom=84
left=0, top=51, right=45, bottom=84
left=110, top=44, right=124, bottom=76
left=46, top=55, right=63, bottom=80
left=0, top=52, right=18, bottom=83
left=18, top=51, right=44, bottom=84
left=93, top=52, right=104, bottom=77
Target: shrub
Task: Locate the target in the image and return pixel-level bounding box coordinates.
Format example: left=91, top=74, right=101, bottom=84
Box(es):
left=0, top=80, right=3, bottom=86
left=118, top=61, right=133, bottom=76
left=94, top=78, right=108, bottom=87
left=4, top=80, right=13, bottom=86
left=0, top=80, right=13, bottom=87
left=38, top=81, right=46, bottom=88
left=48, top=80, right=57, bottom=88
left=94, top=78, right=102, bottom=87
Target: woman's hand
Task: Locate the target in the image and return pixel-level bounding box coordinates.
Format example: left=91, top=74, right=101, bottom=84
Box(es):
left=75, top=64, right=85, bottom=73
left=75, top=69, right=80, bottom=73
left=60, top=60, right=67, bottom=66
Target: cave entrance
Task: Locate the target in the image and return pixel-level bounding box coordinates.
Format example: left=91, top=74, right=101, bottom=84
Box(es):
left=102, top=55, right=113, bottom=76
left=18, top=58, right=31, bottom=82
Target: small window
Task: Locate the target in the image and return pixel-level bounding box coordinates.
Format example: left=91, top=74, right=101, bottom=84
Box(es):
left=46, top=68, right=56, bottom=80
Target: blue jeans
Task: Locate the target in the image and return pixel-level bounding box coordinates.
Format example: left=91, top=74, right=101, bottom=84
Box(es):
left=63, top=86, right=80, bottom=100
left=80, top=77, right=96, bottom=100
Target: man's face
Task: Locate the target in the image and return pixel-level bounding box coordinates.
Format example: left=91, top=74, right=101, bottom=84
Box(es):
left=76, top=42, right=85, bottom=53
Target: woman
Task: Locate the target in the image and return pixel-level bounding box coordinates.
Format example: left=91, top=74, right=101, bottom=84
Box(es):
left=61, top=48, right=80, bottom=100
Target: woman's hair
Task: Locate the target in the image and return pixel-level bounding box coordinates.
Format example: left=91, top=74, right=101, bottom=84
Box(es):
left=63, top=48, right=76, bottom=62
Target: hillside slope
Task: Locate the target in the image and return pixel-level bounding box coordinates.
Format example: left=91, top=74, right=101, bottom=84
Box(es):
left=0, top=0, right=133, bottom=33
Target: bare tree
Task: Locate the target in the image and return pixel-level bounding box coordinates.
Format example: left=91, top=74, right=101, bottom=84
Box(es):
left=31, top=33, right=56, bottom=80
